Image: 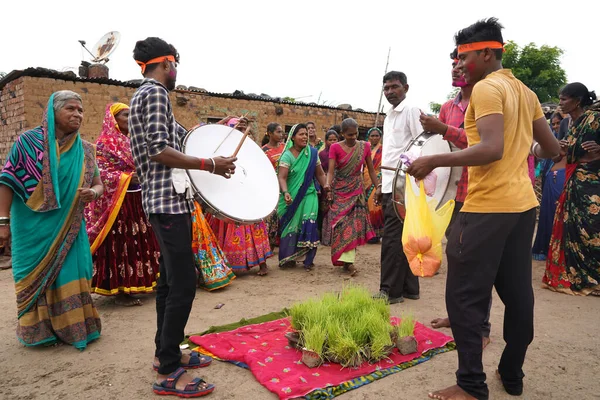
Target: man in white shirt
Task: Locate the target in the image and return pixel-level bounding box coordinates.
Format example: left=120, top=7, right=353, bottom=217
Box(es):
left=375, top=71, right=423, bottom=304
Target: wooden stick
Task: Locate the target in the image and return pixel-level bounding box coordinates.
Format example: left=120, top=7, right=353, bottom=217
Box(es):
left=380, top=165, right=397, bottom=171
left=212, top=114, right=250, bottom=155
left=231, top=126, right=252, bottom=157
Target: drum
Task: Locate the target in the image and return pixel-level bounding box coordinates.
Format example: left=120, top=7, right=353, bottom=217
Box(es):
left=183, top=124, right=280, bottom=224
left=391, top=132, right=462, bottom=220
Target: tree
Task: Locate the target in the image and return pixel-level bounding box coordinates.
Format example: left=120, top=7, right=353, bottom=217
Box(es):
left=429, top=102, right=441, bottom=114
left=503, top=41, right=566, bottom=103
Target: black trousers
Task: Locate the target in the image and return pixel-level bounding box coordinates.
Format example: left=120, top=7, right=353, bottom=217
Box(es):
left=149, top=213, right=198, bottom=375
left=446, top=202, right=491, bottom=338
left=379, top=193, right=419, bottom=298
left=446, top=209, right=536, bottom=400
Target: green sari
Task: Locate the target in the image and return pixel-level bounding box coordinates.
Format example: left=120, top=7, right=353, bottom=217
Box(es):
left=277, top=125, right=320, bottom=266
left=0, top=93, right=101, bottom=349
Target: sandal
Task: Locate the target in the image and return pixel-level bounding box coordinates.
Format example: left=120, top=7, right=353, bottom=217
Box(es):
left=153, top=351, right=212, bottom=371
left=152, top=367, right=215, bottom=398
left=343, top=264, right=358, bottom=277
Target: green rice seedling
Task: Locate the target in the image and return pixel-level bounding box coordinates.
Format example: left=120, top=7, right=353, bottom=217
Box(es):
left=397, top=313, right=415, bottom=338
left=302, top=323, right=326, bottom=356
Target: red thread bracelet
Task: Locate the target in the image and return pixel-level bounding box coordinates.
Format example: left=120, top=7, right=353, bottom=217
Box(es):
left=200, top=158, right=205, bottom=171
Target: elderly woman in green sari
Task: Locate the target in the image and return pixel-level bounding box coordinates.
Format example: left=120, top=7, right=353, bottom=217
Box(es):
left=0, top=90, right=104, bottom=349
left=277, top=124, right=330, bottom=271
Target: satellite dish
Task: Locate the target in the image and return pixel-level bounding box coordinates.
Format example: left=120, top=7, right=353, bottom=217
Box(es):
left=90, top=31, right=121, bottom=63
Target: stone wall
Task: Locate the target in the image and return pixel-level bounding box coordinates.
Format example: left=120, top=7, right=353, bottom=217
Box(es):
left=0, top=76, right=380, bottom=165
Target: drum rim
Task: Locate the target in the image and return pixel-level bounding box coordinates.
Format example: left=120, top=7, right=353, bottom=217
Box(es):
left=391, top=131, right=458, bottom=217
left=182, top=126, right=275, bottom=224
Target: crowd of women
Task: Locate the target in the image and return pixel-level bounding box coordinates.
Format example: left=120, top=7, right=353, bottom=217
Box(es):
left=0, top=79, right=597, bottom=350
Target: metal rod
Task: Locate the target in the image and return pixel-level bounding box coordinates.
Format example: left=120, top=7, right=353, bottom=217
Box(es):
left=374, top=47, right=391, bottom=127
left=212, top=114, right=248, bottom=155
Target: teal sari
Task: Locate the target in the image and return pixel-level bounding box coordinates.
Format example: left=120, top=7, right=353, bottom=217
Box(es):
left=0, top=93, right=101, bottom=349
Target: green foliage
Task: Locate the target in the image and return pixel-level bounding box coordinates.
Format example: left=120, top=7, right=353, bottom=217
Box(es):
left=429, top=102, right=442, bottom=114
left=288, top=284, right=395, bottom=367
left=397, top=313, right=415, bottom=338
left=503, top=41, right=566, bottom=103
left=282, top=96, right=296, bottom=103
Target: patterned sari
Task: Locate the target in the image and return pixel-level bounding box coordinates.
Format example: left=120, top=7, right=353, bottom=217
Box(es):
left=364, top=142, right=384, bottom=237
left=277, top=126, right=321, bottom=267
left=0, top=93, right=101, bottom=349
left=84, top=104, right=159, bottom=295
left=543, top=110, right=600, bottom=295
left=326, top=141, right=375, bottom=266
left=191, top=202, right=235, bottom=290
left=262, top=142, right=285, bottom=247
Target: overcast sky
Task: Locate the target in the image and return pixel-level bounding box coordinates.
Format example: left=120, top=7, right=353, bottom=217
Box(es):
left=2, top=1, right=598, bottom=113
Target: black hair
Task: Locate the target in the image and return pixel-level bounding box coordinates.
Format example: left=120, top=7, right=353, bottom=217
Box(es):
left=306, top=121, right=316, bottom=128
left=341, top=118, right=358, bottom=133
left=551, top=112, right=564, bottom=122
left=454, top=18, right=504, bottom=60
left=266, top=122, right=280, bottom=134
left=560, top=82, right=597, bottom=108
left=133, top=37, right=180, bottom=75
left=383, top=71, right=407, bottom=85
left=450, top=48, right=458, bottom=60
left=325, top=130, right=338, bottom=141
left=368, top=127, right=382, bottom=137
left=329, top=124, right=341, bottom=134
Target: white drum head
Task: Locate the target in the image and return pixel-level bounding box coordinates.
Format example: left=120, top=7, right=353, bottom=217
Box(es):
left=183, top=124, right=280, bottom=223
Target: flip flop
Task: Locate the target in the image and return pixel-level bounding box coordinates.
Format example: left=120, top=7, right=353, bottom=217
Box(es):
left=152, top=367, right=215, bottom=398
left=153, top=352, right=212, bottom=371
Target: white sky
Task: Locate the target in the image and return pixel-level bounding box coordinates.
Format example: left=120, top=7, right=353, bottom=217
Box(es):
left=2, top=1, right=599, bottom=113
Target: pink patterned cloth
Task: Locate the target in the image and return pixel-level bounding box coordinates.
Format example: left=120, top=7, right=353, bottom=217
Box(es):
left=189, top=317, right=453, bottom=400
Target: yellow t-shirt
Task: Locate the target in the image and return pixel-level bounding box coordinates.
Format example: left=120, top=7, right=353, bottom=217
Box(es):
left=462, top=69, right=543, bottom=213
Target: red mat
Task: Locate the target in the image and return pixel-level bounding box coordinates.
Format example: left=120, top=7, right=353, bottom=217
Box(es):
left=189, top=317, right=453, bottom=399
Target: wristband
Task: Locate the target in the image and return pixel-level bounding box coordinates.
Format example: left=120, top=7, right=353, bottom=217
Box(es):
left=200, top=158, right=206, bottom=171
left=209, top=158, right=216, bottom=174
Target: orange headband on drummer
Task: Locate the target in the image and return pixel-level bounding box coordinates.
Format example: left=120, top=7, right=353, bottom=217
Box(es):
left=135, top=55, right=176, bottom=74
left=457, top=41, right=505, bottom=55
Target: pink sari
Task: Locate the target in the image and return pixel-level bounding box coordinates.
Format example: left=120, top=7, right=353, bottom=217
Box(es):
left=326, top=141, right=375, bottom=265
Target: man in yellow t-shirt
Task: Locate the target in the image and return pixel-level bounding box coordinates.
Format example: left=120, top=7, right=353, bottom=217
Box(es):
left=407, top=18, right=560, bottom=400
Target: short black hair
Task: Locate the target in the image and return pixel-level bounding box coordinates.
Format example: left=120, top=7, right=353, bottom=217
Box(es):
left=133, top=37, right=180, bottom=75
left=560, top=82, right=597, bottom=107
left=341, top=118, right=358, bottom=133
left=551, top=112, right=564, bottom=122
left=383, top=71, right=407, bottom=85
left=450, top=48, right=458, bottom=60
left=329, top=124, right=341, bottom=134
left=266, top=122, right=280, bottom=134
left=454, top=18, right=504, bottom=60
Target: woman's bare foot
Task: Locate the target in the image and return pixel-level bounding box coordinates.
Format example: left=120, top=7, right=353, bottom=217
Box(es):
left=431, top=317, right=451, bottom=329
left=428, top=385, right=476, bottom=399
left=115, top=293, right=142, bottom=307
left=257, top=263, right=268, bottom=276
left=482, top=336, right=491, bottom=349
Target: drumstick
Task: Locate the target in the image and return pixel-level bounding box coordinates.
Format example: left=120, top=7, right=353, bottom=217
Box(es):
left=231, top=126, right=252, bottom=158
left=212, top=114, right=249, bottom=155
left=380, top=165, right=397, bottom=171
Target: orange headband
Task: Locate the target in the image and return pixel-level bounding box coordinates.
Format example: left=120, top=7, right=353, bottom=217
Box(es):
left=135, top=55, right=175, bottom=73
left=457, top=41, right=505, bottom=54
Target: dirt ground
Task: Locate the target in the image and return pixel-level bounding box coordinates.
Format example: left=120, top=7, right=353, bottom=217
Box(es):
left=0, top=243, right=598, bottom=400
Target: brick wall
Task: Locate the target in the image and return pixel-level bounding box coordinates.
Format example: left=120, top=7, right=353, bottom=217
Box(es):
left=0, top=76, right=379, bottom=165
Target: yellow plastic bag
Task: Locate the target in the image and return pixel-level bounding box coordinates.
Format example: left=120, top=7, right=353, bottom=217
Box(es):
left=402, top=176, right=455, bottom=277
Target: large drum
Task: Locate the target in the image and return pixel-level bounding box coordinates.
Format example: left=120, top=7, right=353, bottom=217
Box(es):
left=183, top=124, right=280, bottom=224
left=391, top=132, right=462, bottom=220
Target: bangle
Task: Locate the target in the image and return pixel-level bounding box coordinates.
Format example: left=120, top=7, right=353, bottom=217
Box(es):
left=209, top=158, right=216, bottom=174
left=200, top=158, right=206, bottom=171
left=377, top=183, right=382, bottom=188
left=89, top=188, right=99, bottom=200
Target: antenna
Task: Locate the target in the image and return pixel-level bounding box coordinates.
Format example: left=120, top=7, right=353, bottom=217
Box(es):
left=78, top=31, right=121, bottom=64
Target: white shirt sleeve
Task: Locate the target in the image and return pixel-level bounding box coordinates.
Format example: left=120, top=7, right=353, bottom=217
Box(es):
left=407, top=107, right=424, bottom=139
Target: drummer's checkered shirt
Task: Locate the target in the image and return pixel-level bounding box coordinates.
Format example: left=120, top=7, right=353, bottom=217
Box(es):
left=129, top=79, right=191, bottom=215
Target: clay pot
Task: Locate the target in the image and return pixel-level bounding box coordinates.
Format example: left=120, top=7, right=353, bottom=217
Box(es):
left=285, top=331, right=302, bottom=349
left=301, top=349, right=322, bottom=368
left=396, top=336, right=418, bottom=355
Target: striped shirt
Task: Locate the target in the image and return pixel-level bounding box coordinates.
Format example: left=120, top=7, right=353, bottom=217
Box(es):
left=129, top=78, right=190, bottom=215
left=439, top=93, right=468, bottom=203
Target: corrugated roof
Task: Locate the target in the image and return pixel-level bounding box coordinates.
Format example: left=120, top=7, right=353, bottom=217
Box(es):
left=0, top=67, right=378, bottom=114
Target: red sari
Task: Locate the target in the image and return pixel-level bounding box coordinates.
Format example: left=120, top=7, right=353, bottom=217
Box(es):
left=262, top=143, right=285, bottom=247
left=363, top=143, right=384, bottom=237
left=326, top=141, right=375, bottom=265
left=84, top=104, right=159, bottom=295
